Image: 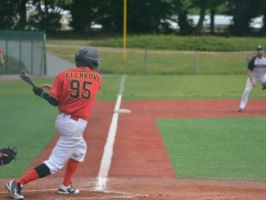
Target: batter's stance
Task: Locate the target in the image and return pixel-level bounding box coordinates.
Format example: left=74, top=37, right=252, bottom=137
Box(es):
left=239, top=45, right=266, bottom=112
left=5, top=47, right=103, bottom=200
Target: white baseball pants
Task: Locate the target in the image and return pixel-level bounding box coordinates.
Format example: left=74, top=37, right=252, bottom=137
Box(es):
left=44, top=113, right=87, bottom=174
left=239, top=74, right=266, bottom=110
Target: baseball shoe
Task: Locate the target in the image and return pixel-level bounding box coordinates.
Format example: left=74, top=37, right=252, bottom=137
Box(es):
left=238, top=108, right=243, bottom=112
left=5, top=180, right=24, bottom=200
left=57, top=184, right=80, bottom=195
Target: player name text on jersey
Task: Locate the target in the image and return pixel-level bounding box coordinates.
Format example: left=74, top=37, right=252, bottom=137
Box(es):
left=65, top=72, right=101, bottom=82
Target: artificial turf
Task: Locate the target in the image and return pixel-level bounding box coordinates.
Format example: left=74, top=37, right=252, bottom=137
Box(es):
left=158, top=117, right=266, bottom=181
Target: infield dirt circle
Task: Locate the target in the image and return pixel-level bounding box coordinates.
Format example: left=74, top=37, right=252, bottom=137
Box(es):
left=1, top=99, right=266, bottom=200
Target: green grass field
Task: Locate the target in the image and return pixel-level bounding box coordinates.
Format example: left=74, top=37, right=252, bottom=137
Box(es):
left=0, top=74, right=266, bottom=179
left=158, top=117, right=266, bottom=181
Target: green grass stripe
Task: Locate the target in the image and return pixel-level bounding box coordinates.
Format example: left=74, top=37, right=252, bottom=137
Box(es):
left=158, top=117, right=266, bottom=181
left=123, top=75, right=266, bottom=99
left=0, top=95, right=57, bottom=177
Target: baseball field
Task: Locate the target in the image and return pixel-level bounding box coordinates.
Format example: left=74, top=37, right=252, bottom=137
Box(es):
left=1, top=72, right=266, bottom=200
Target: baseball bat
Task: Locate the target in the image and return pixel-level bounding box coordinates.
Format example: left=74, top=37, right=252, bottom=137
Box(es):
left=18, top=71, right=36, bottom=88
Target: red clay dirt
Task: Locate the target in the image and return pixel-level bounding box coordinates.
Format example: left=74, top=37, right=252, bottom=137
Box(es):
left=1, top=99, right=266, bottom=200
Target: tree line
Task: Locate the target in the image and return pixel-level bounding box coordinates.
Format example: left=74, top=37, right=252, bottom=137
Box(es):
left=1, top=0, right=266, bottom=36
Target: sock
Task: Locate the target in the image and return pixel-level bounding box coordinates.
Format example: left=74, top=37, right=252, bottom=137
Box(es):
left=63, top=159, right=79, bottom=186
left=15, top=163, right=51, bottom=185
left=15, top=168, right=39, bottom=185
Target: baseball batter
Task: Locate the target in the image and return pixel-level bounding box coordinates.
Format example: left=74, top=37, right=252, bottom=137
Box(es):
left=239, top=45, right=266, bottom=112
left=5, top=47, right=103, bottom=200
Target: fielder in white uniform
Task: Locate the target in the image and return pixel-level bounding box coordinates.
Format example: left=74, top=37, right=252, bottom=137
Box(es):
left=239, top=45, right=266, bottom=112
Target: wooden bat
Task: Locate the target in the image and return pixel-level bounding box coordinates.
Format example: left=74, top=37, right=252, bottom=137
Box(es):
left=18, top=71, right=36, bottom=88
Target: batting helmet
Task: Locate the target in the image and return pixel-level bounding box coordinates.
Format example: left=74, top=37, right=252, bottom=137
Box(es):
left=75, top=47, right=102, bottom=69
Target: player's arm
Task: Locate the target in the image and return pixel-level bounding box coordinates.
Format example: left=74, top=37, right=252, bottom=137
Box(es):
left=32, top=87, right=59, bottom=106
left=247, top=57, right=256, bottom=87
left=247, top=69, right=256, bottom=87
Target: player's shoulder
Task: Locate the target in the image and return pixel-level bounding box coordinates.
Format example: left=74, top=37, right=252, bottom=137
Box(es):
left=84, top=67, right=103, bottom=78
left=93, top=69, right=102, bottom=77
left=58, top=67, right=77, bottom=75
left=54, top=67, right=76, bottom=80
left=249, top=56, right=257, bottom=62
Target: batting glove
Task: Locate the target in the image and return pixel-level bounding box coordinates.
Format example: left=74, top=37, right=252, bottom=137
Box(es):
left=33, top=87, right=44, bottom=96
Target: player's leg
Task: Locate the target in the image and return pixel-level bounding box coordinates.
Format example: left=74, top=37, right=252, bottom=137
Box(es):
left=5, top=135, right=72, bottom=199
left=54, top=114, right=87, bottom=195
left=239, top=78, right=255, bottom=112
left=61, top=138, right=87, bottom=186
left=5, top=114, right=86, bottom=199
left=258, top=74, right=266, bottom=88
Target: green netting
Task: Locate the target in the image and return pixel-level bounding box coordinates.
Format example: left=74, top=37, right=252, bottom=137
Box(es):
left=0, top=31, right=46, bottom=75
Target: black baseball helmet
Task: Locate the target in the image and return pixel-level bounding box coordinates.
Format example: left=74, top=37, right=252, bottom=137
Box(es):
left=75, top=47, right=102, bottom=69
left=256, top=45, right=264, bottom=51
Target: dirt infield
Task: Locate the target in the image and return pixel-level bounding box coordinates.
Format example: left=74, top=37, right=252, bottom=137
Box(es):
left=1, top=99, right=266, bottom=200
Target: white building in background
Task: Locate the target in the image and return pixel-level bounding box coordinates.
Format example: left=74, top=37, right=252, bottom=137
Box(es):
left=166, top=15, right=263, bottom=33
left=60, top=10, right=72, bottom=30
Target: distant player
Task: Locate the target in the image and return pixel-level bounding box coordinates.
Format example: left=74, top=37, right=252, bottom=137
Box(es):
left=5, top=47, right=103, bottom=200
left=0, top=47, right=5, bottom=66
left=239, top=45, right=266, bottom=112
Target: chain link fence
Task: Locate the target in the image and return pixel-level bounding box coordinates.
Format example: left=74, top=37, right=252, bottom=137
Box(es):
left=98, top=48, right=253, bottom=75
left=0, top=31, right=46, bottom=75
left=47, top=45, right=254, bottom=75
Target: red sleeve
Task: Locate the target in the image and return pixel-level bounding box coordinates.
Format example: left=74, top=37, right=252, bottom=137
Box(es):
left=49, top=72, right=64, bottom=100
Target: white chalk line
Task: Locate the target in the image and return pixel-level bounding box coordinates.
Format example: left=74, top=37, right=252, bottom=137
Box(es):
left=95, top=75, right=127, bottom=191
left=0, top=188, right=148, bottom=199
left=48, top=196, right=134, bottom=200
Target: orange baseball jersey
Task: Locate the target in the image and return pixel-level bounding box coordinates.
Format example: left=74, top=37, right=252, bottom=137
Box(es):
left=50, top=67, right=103, bottom=120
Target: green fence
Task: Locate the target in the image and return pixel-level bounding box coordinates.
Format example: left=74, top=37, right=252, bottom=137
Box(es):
left=0, top=31, right=46, bottom=75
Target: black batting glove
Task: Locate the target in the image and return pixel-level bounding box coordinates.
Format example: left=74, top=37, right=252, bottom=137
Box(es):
left=262, top=83, right=266, bottom=90
left=32, top=87, right=44, bottom=97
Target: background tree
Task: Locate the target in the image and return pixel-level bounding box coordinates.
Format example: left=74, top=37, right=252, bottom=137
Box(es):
left=17, top=0, right=29, bottom=30
left=68, top=0, right=99, bottom=34
left=209, top=0, right=224, bottom=34
left=96, top=0, right=122, bottom=33
left=28, top=0, right=63, bottom=32
left=227, top=0, right=264, bottom=35
left=0, top=0, right=19, bottom=30
left=191, top=0, right=224, bottom=35
left=259, top=2, right=266, bottom=34
left=97, top=0, right=172, bottom=33
left=172, top=0, right=194, bottom=35
left=192, top=0, right=208, bottom=35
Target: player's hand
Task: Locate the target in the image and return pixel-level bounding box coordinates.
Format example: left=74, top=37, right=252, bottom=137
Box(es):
left=32, top=87, right=44, bottom=96
left=40, top=83, right=52, bottom=90
left=251, top=81, right=256, bottom=87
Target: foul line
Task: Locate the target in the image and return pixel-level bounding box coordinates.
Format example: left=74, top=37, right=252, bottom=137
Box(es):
left=95, top=75, right=127, bottom=191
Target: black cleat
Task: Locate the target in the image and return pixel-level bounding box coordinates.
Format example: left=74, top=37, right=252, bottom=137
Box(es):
left=57, top=184, right=80, bottom=195
left=5, top=180, right=24, bottom=200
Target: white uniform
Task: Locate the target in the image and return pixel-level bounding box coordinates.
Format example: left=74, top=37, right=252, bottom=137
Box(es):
left=239, top=56, right=266, bottom=110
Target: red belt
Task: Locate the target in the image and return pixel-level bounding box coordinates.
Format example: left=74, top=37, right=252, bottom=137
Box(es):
left=60, top=113, right=86, bottom=121
left=70, top=115, right=80, bottom=121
